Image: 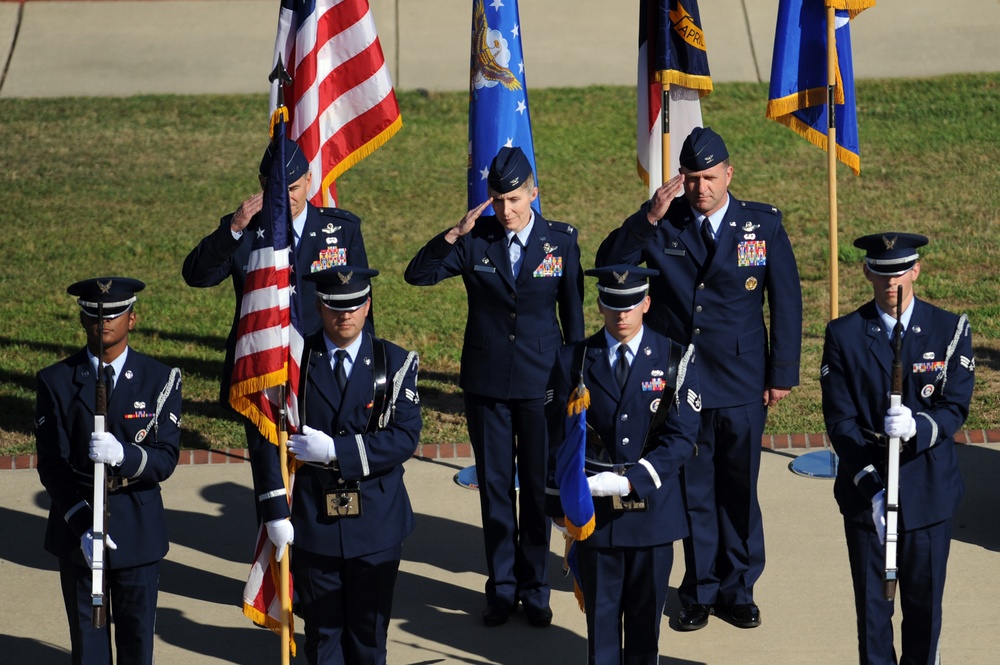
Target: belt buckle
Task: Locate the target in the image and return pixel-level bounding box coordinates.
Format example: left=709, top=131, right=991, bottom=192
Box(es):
left=324, top=489, right=362, bottom=518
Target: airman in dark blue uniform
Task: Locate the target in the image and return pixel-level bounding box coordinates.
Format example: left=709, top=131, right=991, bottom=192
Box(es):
left=405, top=147, right=585, bottom=626
left=182, top=138, right=369, bottom=407
left=821, top=233, right=974, bottom=665
left=546, top=266, right=701, bottom=665
left=35, top=278, right=182, bottom=665
left=597, top=127, right=802, bottom=630
left=256, top=266, right=421, bottom=665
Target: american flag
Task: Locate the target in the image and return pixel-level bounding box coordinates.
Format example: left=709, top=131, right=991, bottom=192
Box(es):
left=271, top=0, right=402, bottom=207
left=231, top=111, right=301, bottom=654
left=228, top=116, right=303, bottom=443
left=638, top=0, right=713, bottom=196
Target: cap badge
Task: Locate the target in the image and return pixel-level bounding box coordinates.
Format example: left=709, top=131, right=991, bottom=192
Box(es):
left=704, top=154, right=714, bottom=164
left=882, top=235, right=897, bottom=249
left=338, top=271, right=353, bottom=284
left=613, top=270, right=629, bottom=284
left=97, top=280, right=112, bottom=294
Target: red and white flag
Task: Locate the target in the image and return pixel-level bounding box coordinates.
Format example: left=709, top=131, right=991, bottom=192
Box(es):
left=271, top=0, right=403, bottom=207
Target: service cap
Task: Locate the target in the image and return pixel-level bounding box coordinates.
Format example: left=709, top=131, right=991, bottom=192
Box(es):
left=303, top=266, right=379, bottom=311
left=585, top=265, right=659, bottom=311
left=67, top=277, right=145, bottom=318
left=854, top=232, right=928, bottom=276
left=487, top=146, right=533, bottom=194
left=259, top=137, right=310, bottom=182
left=679, top=126, right=729, bottom=172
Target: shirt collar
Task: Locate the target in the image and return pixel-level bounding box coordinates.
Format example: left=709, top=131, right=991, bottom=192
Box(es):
left=324, top=332, right=364, bottom=366
left=88, top=347, right=129, bottom=381
left=604, top=326, right=644, bottom=360
left=292, top=205, right=309, bottom=241
left=697, top=194, right=731, bottom=234
left=505, top=213, right=535, bottom=247
left=875, top=298, right=915, bottom=337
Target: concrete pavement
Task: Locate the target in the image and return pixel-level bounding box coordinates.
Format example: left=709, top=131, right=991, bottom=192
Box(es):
left=2, top=443, right=999, bottom=664
left=2, top=0, right=999, bottom=98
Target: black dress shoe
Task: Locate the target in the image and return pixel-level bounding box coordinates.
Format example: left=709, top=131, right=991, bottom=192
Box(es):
left=524, top=604, right=553, bottom=627
left=677, top=604, right=712, bottom=631
left=725, top=603, right=761, bottom=628
left=482, top=602, right=516, bottom=626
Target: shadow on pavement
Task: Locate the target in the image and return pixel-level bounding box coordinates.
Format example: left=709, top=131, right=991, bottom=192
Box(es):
left=155, top=607, right=276, bottom=663
left=0, top=635, right=69, bottom=665
left=954, top=443, right=1000, bottom=551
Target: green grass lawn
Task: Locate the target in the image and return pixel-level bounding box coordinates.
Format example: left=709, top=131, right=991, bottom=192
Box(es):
left=2, top=73, right=998, bottom=454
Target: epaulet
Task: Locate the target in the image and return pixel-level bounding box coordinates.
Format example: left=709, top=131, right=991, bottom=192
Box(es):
left=316, top=207, right=362, bottom=224
left=547, top=220, right=577, bottom=236
left=738, top=200, right=780, bottom=216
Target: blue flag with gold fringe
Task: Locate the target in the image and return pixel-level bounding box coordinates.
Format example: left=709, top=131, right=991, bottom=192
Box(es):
left=555, top=384, right=596, bottom=541
left=766, top=0, right=874, bottom=175
left=467, top=0, right=540, bottom=214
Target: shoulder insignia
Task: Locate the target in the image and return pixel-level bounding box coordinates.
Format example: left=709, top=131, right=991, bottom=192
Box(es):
left=740, top=200, right=781, bottom=216
left=317, top=207, right=361, bottom=224
left=547, top=220, right=576, bottom=236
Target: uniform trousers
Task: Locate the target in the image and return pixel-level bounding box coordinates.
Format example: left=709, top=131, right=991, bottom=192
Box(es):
left=577, top=542, right=672, bottom=665
left=843, top=517, right=951, bottom=665
left=291, top=544, right=402, bottom=665
left=679, top=402, right=766, bottom=607
left=58, top=557, right=160, bottom=665
left=464, top=392, right=550, bottom=610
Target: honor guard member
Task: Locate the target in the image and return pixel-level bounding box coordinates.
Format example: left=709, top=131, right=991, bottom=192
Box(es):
left=546, top=266, right=701, bottom=665
left=35, top=278, right=182, bottom=665
left=182, top=137, right=370, bottom=408
left=821, top=233, right=974, bottom=665
left=597, top=127, right=802, bottom=630
left=405, top=146, right=585, bottom=627
left=255, top=266, right=422, bottom=665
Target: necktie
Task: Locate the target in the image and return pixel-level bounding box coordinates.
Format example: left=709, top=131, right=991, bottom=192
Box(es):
left=700, top=219, right=715, bottom=254
left=509, top=235, right=524, bottom=278
left=103, top=365, right=115, bottom=403
left=333, top=350, right=348, bottom=391
left=615, top=345, right=630, bottom=390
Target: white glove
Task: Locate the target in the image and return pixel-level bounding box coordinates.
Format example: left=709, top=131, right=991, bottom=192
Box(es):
left=89, top=431, right=125, bottom=466
left=265, top=519, right=295, bottom=562
left=287, top=426, right=336, bottom=464
left=884, top=405, right=917, bottom=441
left=871, top=489, right=887, bottom=545
left=587, top=472, right=631, bottom=497
left=81, top=529, right=118, bottom=570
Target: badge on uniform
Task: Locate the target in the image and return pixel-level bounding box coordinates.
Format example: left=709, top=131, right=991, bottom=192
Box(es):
left=533, top=254, right=563, bottom=277
left=921, top=384, right=935, bottom=398
left=321, top=223, right=341, bottom=235
left=960, top=355, right=975, bottom=371
left=745, top=276, right=758, bottom=291
left=687, top=389, right=702, bottom=412
left=325, top=489, right=362, bottom=518
left=642, top=377, right=665, bottom=392
left=312, top=247, right=347, bottom=272
left=912, top=360, right=945, bottom=373
left=738, top=240, right=767, bottom=267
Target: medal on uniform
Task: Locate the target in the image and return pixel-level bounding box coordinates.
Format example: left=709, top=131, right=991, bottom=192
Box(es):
left=745, top=276, right=758, bottom=291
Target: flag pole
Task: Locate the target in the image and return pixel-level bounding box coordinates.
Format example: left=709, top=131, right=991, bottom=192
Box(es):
left=278, top=387, right=292, bottom=665
left=268, top=57, right=294, bottom=665
left=826, top=4, right=839, bottom=320
left=660, top=84, right=670, bottom=187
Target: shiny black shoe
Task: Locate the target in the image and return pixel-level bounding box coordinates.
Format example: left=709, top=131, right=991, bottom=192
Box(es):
left=724, top=603, right=761, bottom=628
left=524, top=604, right=553, bottom=628
left=677, top=603, right=712, bottom=631
left=482, top=602, right=516, bottom=627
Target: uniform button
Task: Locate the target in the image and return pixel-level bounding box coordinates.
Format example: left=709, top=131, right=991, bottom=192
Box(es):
left=508, top=334, right=516, bottom=341
left=695, top=305, right=703, bottom=313
left=697, top=283, right=706, bottom=290
left=509, top=312, right=516, bottom=319
left=621, top=413, right=628, bottom=421
left=622, top=437, right=630, bottom=445
left=510, top=292, right=517, bottom=299
left=338, top=430, right=347, bottom=436
left=693, top=328, right=701, bottom=336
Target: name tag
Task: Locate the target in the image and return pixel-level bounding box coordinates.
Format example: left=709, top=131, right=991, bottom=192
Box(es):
left=663, top=248, right=686, bottom=256
left=473, top=264, right=496, bottom=273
